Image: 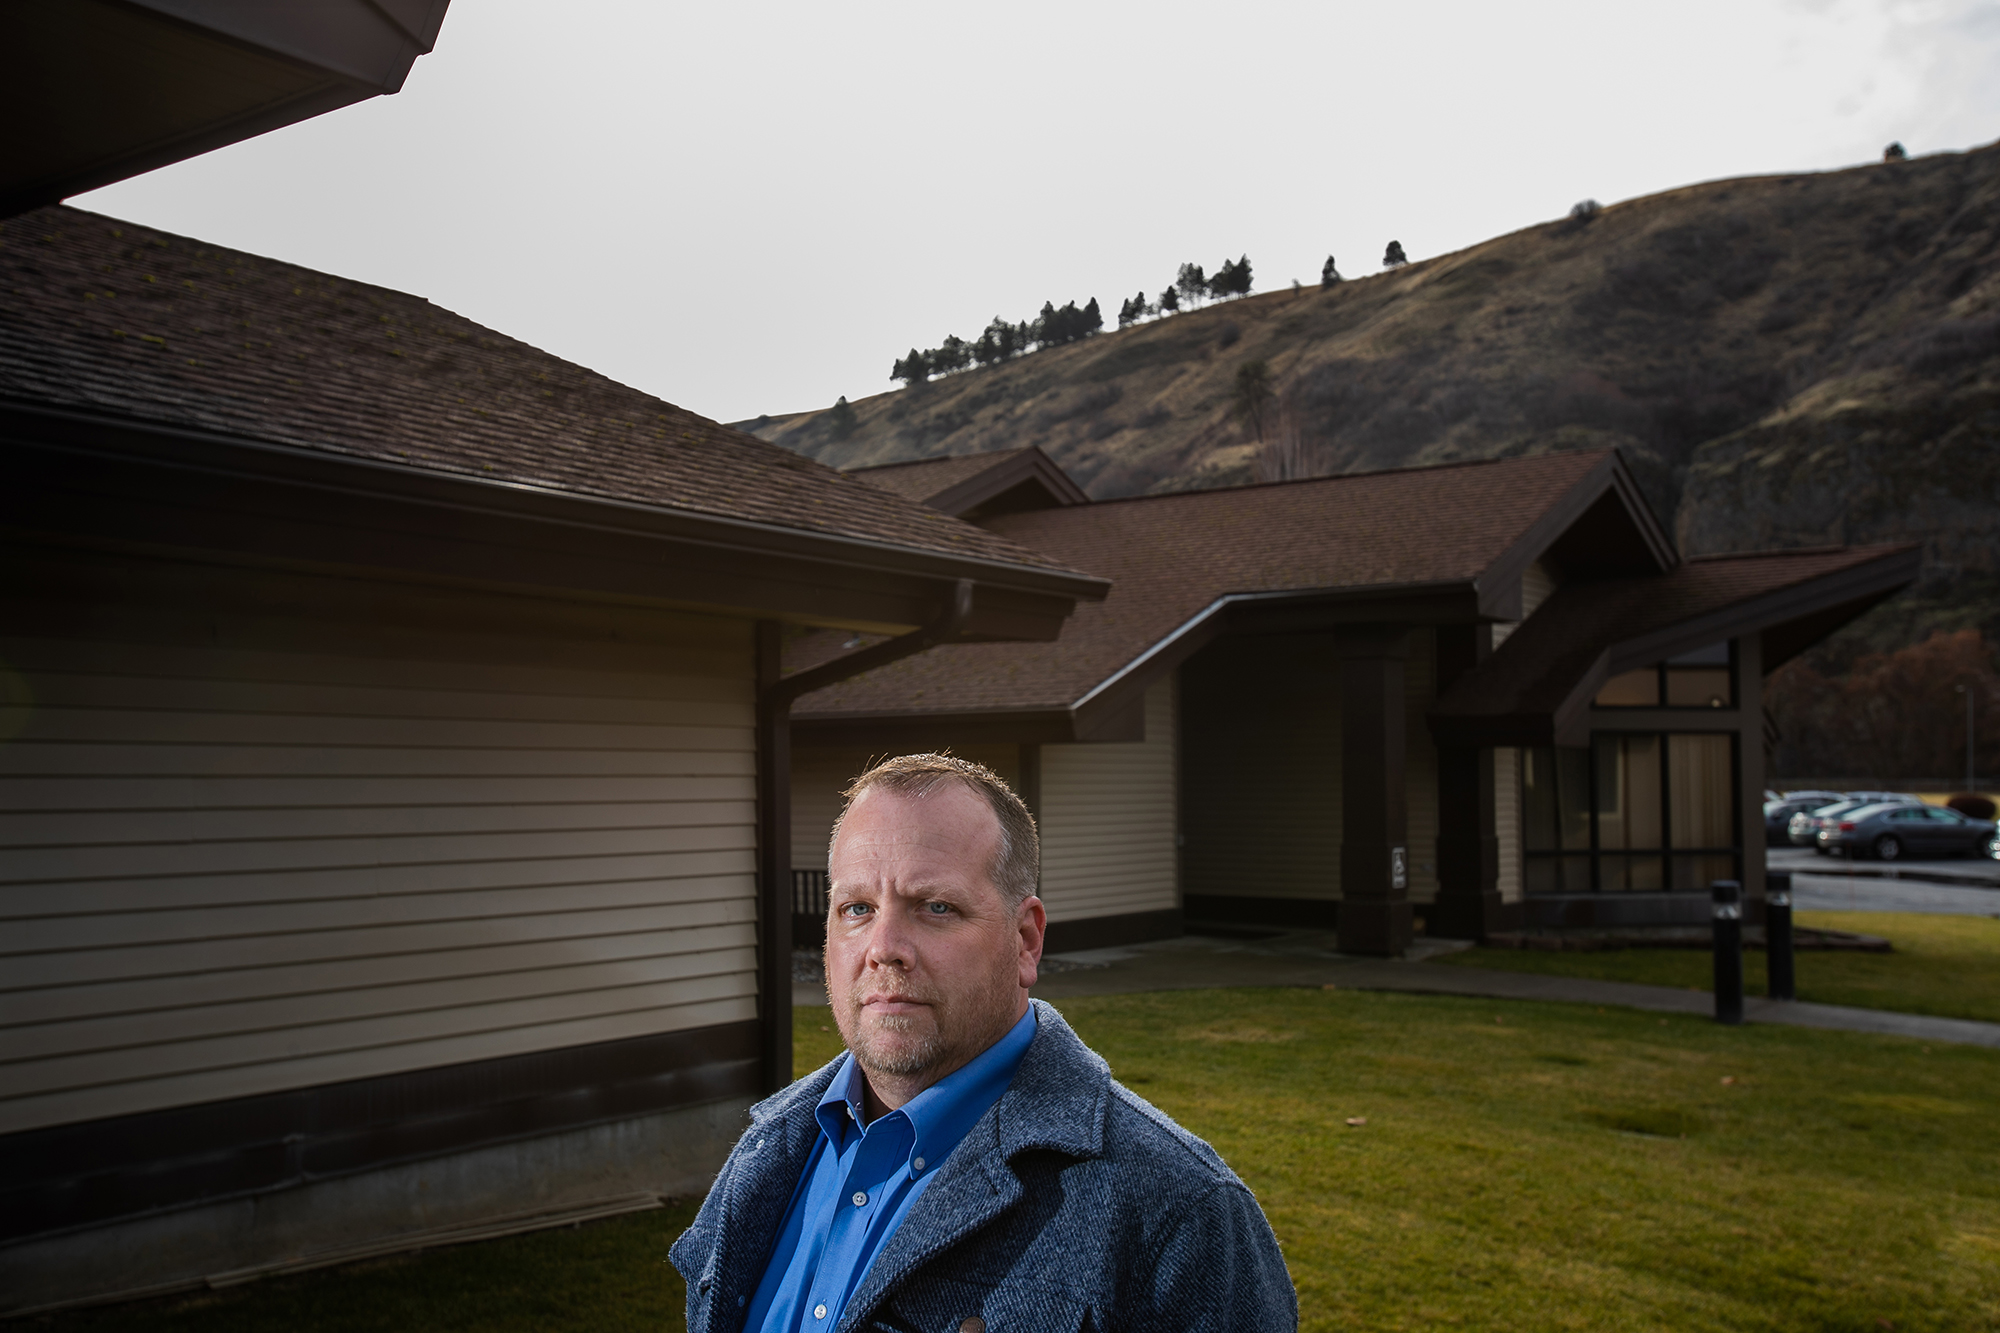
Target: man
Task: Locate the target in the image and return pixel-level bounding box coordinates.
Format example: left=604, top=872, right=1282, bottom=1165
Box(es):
left=671, top=754, right=1296, bottom=1332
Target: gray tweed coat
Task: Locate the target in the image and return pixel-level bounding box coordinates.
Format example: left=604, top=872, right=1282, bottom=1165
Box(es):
left=669, top=999, right=1297, bottom=1333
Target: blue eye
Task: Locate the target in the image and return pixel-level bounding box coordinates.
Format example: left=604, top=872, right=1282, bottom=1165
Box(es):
left=926, top=902, right=951, bottom=915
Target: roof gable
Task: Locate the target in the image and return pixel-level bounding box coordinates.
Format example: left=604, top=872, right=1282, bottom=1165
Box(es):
left=850, top=446, right=1089, bottom=519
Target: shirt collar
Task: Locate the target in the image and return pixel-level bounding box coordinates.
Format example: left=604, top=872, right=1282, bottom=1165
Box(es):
left=813, top=1006, right=1038, bottom=1171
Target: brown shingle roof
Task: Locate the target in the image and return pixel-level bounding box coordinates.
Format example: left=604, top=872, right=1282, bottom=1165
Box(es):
left=848, top=448, right=1039, bottom=503
left=794, top=450, right=1615, bottom=717
left=0, top=207, right=1076, bottom=574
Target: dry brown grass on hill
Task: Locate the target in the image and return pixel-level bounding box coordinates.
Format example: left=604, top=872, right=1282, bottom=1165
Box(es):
left=747, top=141, right=2000, bottom=657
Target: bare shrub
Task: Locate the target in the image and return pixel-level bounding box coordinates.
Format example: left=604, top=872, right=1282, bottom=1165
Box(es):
left=1255, top=390, right=1324, bottom=482
left=1768, top=629, right=2000, bottom=780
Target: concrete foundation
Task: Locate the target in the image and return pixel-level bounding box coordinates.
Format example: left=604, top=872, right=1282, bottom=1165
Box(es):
left=0, top=1097, right=751, bottom=1317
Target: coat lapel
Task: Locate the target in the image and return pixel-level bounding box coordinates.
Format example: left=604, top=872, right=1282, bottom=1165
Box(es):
left=686, top=1057, right=845, bottom=1332
left=834, top=1001, right=1111, bottom=1333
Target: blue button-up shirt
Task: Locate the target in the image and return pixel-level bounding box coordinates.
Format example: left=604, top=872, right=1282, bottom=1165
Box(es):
left=744, top=1007, right=1038, bottom=1333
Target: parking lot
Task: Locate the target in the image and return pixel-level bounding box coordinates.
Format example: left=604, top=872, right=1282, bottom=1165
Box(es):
left=1771, top=844, right=2000, bottom=914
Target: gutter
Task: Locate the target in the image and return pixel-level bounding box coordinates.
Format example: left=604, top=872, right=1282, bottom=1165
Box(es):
left=752, top=581, right=977, bottom=1093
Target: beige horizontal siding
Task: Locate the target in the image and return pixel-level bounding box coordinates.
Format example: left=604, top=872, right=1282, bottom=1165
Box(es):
left=0, top=850, right=751, bottom=918
left=0, top=573, right=759, bottom=1136
left=790, top=744, right=1020, bottom=873
left=7, top=915, right=751, bottom=1026
left=1038, top=679, right=1177, bottom=923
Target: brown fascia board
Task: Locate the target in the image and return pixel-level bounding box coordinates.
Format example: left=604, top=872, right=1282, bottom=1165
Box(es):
left=1601, top=547, right=1921, bottom=676
left=921, top=447, right=1090, bottom=517
left=1474, top=451, right=1676, bottom=619
left=123, top=0, right=447, bottom=90
left=1, top=403, right=1109, bottom=635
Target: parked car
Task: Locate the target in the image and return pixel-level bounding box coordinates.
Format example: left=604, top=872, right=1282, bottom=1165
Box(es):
left=1818, top=802, right=2000, bottom=860
left=1764, top=792, right=1844, bottom=846
left=1789, top=794, right=1922, bottom=849
left=1787, top=798, right=1868, bottom=847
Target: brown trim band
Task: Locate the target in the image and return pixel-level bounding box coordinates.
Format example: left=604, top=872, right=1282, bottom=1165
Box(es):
left=1183, top=895, right=1341, bottom=930
left=1042, top=908, right=1182, bottom=954
left=0, top=1020, right=759, bottom=1248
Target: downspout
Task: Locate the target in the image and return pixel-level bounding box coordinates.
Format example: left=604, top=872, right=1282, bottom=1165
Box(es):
left=753, top=579, right=975, bottom=1093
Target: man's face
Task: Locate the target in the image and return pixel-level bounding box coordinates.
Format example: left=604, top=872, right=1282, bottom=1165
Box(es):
left=825, top=782, right=1043, bottom=1099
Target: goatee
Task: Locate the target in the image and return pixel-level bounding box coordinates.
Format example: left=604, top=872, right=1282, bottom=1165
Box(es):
left=850, top=1012, right=947, bottom=1077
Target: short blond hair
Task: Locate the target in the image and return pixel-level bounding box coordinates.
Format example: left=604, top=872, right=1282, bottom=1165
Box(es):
left=830, top=753, right=1039, bottom=905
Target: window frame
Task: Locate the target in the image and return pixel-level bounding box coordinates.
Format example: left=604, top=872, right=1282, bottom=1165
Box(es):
left=1521, top=730, right=1742, bottom=893
left=1593, top=642, right=1739, bottom=711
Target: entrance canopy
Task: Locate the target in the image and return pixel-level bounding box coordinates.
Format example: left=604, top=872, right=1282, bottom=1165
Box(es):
left=1430, top=545, right=1921, bottom=750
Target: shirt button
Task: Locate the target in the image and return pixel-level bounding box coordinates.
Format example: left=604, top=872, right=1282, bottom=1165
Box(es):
left=814, top=1303, right=828, bottom=1319
left=913, top=1157, right=926, bottom=1172
left=851, top=1191, right=868, bottom=1206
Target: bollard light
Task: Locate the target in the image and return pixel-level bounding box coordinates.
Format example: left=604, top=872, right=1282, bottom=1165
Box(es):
left=1711, top=879, right=1744, bottom=1026
left=1766, top=871, right=1795, bottom=1001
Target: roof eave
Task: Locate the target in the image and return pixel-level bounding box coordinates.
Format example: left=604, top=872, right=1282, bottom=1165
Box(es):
left=2, top=401, right=1110, bottom=635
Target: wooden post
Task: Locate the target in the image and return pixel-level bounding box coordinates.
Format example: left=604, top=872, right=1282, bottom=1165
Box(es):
left=754, top=621, right=794, bottom=1095
left=1337, top=626, right=1413, bottom=956
left=1430, top=624, right=1502, bottom=940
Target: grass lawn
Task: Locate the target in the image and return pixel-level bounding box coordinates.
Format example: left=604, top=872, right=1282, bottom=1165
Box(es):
left=1432, top=910, right=2000, bottom=1025
left=37, top=987, right=2000, bottom=1332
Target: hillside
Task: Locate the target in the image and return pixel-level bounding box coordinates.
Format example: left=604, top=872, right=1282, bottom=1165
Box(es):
left=744, top=141, right=2000, bottom=657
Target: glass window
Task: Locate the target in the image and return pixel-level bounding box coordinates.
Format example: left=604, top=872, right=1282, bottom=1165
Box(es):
left=1594, top=734, right=1662, bottom=854
left=1521, top=746, right=1593, bottom=890
left=1672, top=853, right=1737, bottom=891
left=1557, top=747, right=1591, bottom=851
left=1594, top=642, right=1737, bottom=710
left=1668, top=734, right=1734, bottom=850
left=1522, top=747, right=1559, bottom=854
left=1523, top=732, right=1738, bottom=896
left=1665, top=668, right=1732, bottom=708
left=1595, top=670, right=1659, bottom=707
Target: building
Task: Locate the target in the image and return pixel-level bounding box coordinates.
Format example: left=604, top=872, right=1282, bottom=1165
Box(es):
left=0, top=210, right=1105, bottom=1314
left=787, top=447, right=1918, bottom=954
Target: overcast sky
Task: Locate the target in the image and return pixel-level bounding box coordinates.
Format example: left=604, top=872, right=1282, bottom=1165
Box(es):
left=74, top=0, right=2000, bottom=425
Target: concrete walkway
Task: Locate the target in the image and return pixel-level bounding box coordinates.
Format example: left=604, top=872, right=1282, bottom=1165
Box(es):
left=796, top=930, right=2000, bottom=1050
